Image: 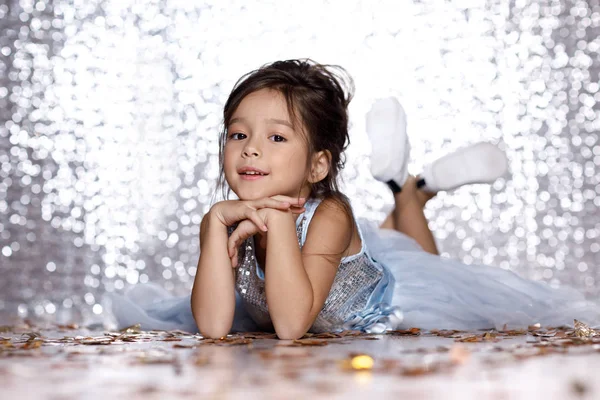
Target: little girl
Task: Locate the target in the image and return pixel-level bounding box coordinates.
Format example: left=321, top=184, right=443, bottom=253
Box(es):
left=110, top=59, right=600, bottom=339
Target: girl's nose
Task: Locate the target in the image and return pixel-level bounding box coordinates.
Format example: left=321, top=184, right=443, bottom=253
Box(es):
left=243, top=143, right=261, bottom=158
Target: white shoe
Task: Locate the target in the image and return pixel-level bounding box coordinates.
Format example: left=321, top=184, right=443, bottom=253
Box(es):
left=420, top=142, right=508, bottom=192
left=366, top=97, right=410, bottom=188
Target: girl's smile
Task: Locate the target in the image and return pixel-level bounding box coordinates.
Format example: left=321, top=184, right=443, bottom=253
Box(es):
left=238, top=166, right=269, bottom=180
left=239, top=173, right=267, bottom=181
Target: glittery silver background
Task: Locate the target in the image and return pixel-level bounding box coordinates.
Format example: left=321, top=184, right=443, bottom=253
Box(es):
left=1, top=0, right=599, bottom=326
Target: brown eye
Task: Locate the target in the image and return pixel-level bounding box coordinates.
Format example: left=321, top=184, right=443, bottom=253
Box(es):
left=269, top=135, right=286, bottom=142
left=229, top=133, right=246, bottom=140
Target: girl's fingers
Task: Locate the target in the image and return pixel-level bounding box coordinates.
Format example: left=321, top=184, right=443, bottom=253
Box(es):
left=228, top=227, right=243, bottom=258
left=270, top=195, right=306, bottom=206
left=228, top=237, right=236, bottom=258
left=231, top=250, right=238, bottom=268
left=229, top=228, right=245, bottom=256
left=228, top=219, right=262, bottom=266
left=242, top=197, right=305, bottom=216
left=241, top=199, right=286, bottom=215
left=245, top=209, right=268, bottom=232
left=257, top=198, right=291, bottom=210
left=229, top=228, right=240, bottom=254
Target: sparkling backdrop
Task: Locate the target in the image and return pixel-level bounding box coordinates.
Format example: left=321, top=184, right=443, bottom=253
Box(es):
left=2, top=0, right=600, bottom=326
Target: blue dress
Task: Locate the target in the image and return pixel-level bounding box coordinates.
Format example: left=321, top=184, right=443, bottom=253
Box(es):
left=108, top=198, right=600, bottom=334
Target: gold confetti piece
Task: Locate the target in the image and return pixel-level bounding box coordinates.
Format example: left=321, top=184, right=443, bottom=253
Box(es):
left=311, top=332, right=343, bottom=339
left=172, top=344, right=197, bottom=349
left=430, top=329, right=462, bottom=337
left=351, top=355, right=374, bottom=370
left=119, top=335, right=142, bottom=343
left=455, top=335, right=481, bottom=343
left=79, top=337, right=113, bottom=345
left=498, top=329, right=527, bottom=336
left=22, top=332, right=43, bottom=341
left=401, top=366, right=433, bottom=377
left=389, top=328, right=421, bottom=336
left=573, top=319, right=596, bottom=338
left=21, top=340, right=42, bottom=350
left=201, top=337, right=252, bottom=346
left=532, top=330, right=557, bottom=338
left=57, top=324, right=79, bottom=330
left=166, top=329, right=195, bottom=336
left=119, top=324, right=142, bottom=334
left=339, top=354, right=374, bottom=371
left=237, top=332, right=277, bottom=339
left=290, top=339, right=328, bottom=347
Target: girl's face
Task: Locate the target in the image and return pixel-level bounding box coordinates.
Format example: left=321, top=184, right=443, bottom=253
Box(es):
left=224, top=88, right=312, bottom=201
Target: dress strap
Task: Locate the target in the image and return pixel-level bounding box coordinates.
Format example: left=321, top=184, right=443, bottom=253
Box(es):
left=296, top=197, right=368, bottom=261
left=296, top=198, right=322, bottom=247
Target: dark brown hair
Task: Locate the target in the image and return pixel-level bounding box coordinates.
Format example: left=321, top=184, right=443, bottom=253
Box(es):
left=215, top=59, right=355, bottom=212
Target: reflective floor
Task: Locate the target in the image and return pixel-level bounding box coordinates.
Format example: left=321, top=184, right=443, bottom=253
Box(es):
left=1, top=322, right=598, bottom=400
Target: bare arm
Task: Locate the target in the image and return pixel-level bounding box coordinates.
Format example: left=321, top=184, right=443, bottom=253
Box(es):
left=191, top=196, right=306, bottom=338
left=191, top=211, right=236, bottom=338
left=263, top=199, right=353, bottom=339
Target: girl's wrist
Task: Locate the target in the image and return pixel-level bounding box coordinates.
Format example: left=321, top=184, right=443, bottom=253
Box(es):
left=203, top=209, right=228, bottom=232
left=261, top=207, right=294, bottom=228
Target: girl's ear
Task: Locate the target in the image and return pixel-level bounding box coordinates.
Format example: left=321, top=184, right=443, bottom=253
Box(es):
left=308, top=150, right=331, bottom=183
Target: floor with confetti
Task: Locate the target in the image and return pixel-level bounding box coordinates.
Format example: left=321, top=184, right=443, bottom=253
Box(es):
left=1, top=320, right=599, bottom=399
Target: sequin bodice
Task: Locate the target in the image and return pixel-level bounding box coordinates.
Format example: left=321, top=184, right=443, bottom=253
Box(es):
left=234, top=199, right=388, bottom=333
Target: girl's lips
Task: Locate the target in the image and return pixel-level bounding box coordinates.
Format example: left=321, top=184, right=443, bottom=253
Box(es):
left=239, top=173, right=267, bottom=181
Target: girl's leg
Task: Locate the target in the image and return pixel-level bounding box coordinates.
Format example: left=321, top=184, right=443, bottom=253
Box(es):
left=366, top=97, right=508, bottom=254
left=367, top=98, right=437, bottom=253
left=379, top=176, right=437, bottom=233
left=380, top=176, right=435, bottom=227
left=379, top=176, right=439, bottom=255
left=415, top=177, right=437, bottom=206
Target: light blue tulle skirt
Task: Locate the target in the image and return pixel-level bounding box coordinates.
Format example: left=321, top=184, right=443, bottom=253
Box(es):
left=107, top=221, right=600, bottom=333
left=107, top=282, right=260, bottom=333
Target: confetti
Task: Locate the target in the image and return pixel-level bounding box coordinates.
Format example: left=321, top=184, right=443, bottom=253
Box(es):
left=350, top=355, right=374, bottom=370
left=573, top=320, right=596, bottom=339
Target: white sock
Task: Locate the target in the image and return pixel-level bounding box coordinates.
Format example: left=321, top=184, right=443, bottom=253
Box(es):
left=366, top=97, right=410, bottom=189
left=420, top=142, right=508, bottom=193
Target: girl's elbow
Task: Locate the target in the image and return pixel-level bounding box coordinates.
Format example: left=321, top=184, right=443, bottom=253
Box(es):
left=193, top=311, right=233, bottom=339
left=275, top=328, right=306, bottom=340
left=198, top=323, right=231, bottom=339
left=274, top=320, right=312, bottom=340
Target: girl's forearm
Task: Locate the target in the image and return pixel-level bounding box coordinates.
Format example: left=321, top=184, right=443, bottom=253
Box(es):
left=264, top=210, right=314, bottom=339
left=191, top=213, right=236, bottom=338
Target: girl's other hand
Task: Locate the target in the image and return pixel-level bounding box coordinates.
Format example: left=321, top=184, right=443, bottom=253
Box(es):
left=227, top=198, right=306, bottom=268
left=227, top=218, right=262, bottom=268
left=269, top=195, right=306, bottom=215
left=210, top=196, right=305, bottom=231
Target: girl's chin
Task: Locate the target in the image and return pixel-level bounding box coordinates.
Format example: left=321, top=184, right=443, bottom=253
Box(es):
left=238, top=194, right=277, bottom=201
left=231, top=190, right=277, bottom=201
left=234, top=191, right=301, bottom=201
left=230, top=185, right=306, bottom=201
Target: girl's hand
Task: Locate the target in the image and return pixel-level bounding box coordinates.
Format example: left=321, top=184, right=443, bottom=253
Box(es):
left=227, top=200, right=306, bottom=268
left=210, top=196, right=305, bottom=231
